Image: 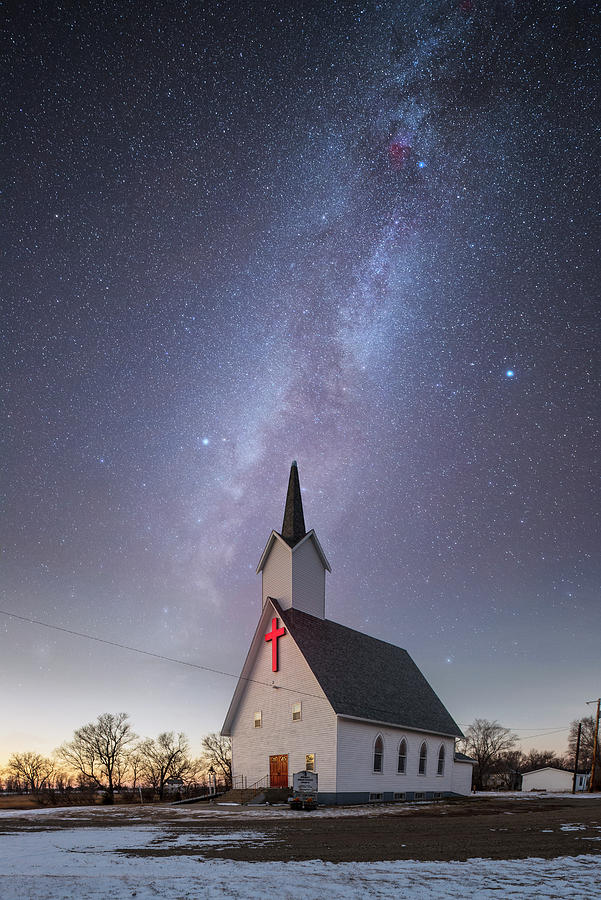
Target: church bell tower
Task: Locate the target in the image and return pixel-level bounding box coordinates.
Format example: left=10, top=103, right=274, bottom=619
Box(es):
left=256, top=461, right=331, bottom=619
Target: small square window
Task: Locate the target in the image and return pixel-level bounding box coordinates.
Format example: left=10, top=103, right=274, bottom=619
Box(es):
left=369, top=792, right=383, bottom=801
left=414, top=792, right=425, bottom=801
left=305, top=753, right=315, bottom=772
left=254, top=711, right=262, bottom=728
left=393, top=792, right=406, bottom=801
left=292, top=702, right=302, bottom=721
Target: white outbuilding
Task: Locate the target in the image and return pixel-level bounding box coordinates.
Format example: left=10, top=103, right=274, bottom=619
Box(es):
left=521, top=767, right=589, bottom=793
left=221, top=462, right=474, bottom=804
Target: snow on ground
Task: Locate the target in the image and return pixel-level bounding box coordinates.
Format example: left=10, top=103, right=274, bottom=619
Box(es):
left=1, top=791, right=597, bottom=823
left=0, top=801, right=441, bottom=822
left=1, top=821, right=601, bottom=899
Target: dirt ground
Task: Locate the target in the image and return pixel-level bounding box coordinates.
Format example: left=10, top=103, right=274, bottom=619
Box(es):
left=2, top=795, right=600, bottom=863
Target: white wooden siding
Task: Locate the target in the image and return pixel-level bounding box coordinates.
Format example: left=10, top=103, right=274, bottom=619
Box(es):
left=291, top=537, right=326, bottom=618
left=336, top=718, right=457, bottom=794
left=261, top=538, right=291, bottom=608
left=230, top=620, right=338, bottom=791
left=521, top=768, right=574, bottom=792
left=451, top=760, right=474, bottom=794
left=261, top=533, right=326, bottom=618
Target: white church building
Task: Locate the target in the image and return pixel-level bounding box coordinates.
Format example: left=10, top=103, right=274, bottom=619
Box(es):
left=222, top=462, right=474, bottom=803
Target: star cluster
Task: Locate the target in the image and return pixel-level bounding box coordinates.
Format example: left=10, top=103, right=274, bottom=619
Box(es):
left=2, top=0, right=599, bottom=756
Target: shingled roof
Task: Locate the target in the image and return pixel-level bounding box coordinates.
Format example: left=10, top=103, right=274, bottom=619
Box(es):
left=277, top=604, right=463, bottom=738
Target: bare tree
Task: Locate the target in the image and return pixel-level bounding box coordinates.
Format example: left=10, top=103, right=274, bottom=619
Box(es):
left=53, top=768, right=74, bottom=795
left=138, top=732, right=192, bottom=800
left=182, top=757, right=205, bottom=791
left=567, top=717, right=601, bottom=786
left=459, top=719, right=518, bottom=790
left=6, top=752, right=55, bottom=796
left=58, top=713, right=136, bottom=804
left=201, top=733, right=232, bottom=788
left=521, top=748, right=565, bottom=772
left=494, top=749, right=525, bottom=790
left=126, top=749, right=144, bottom=792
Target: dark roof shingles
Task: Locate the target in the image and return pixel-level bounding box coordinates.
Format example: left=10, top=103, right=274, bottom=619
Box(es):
left=454, top=751, right=476, bottom=763
left=279, top=606, right=462, bottom=737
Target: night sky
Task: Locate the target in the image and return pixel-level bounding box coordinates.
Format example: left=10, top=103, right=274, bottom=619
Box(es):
left=2, top=0, right=599, bottom=760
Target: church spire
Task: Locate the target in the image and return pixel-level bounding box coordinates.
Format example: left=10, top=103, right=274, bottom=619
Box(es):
left=281, top=460, right=306, bottom=547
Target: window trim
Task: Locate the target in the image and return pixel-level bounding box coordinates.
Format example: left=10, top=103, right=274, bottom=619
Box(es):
left=373, top=733, right=384, bottom=773
left=305, top=753, right=315, bottom=772
left=292, top=701, right=302, bottom=722
left=397, top=737, right=407, bottom=775
left=418, top=741, right=428, bottom=776
left=254, top=711, right=262, bottom=728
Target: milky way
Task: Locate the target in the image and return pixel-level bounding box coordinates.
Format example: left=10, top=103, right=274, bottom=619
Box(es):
left=2, top=1, right=599, bottom=756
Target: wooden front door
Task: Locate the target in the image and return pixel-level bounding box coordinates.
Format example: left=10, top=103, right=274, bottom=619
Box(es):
left=269, top=754, right=288, bottom=788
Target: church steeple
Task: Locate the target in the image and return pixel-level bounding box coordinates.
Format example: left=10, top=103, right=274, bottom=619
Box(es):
left=257, top=461, right=330, bottom=618
left=281, top=460, right=306, bottom=547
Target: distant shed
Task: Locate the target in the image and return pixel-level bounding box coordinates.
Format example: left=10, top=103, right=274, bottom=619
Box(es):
left=521, top=767, right=589, bottom=792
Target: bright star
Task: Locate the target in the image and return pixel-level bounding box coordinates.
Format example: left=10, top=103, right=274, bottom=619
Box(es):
left=202, top=438, right=209, bottom=445
left=505, top=370, right=514, bottom=377
left=417, top=160, right=426, bottom=168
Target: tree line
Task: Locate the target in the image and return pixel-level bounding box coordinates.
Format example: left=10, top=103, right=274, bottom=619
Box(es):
left=3, top=712, right=598, bottom=802
left=459, top=716, right=600, bottom=791
left=1, top=712, right=232, bottom=805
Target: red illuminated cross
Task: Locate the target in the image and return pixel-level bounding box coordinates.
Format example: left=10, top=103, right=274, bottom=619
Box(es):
left=265, top=617, right=286, bottom=672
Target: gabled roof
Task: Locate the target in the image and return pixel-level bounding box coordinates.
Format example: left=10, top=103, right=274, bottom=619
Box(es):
left=522, top=766, right=589, bottom=776
left=278, top=605, right=462, bottom=738
left=256, top=462, right=331, bottom=573
left=256, top=529, right=331, bottom=574
left=454, top=751, right=476, bottom=764
left=221, top=600, right=290, bottom=736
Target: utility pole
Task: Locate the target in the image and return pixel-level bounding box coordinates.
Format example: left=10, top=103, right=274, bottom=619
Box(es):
left=572, top=722, right=581, bottom=794
left=586, top=699, right=600, bottom=792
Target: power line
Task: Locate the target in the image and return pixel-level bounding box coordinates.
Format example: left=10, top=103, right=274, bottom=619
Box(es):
left=458, top=723, right=569, bottom=735
left=0, top=608, right=327, bottom=702
left=504, top=727, right=567, bottom=732
left=0, top=609, right=579, bottom=739
left=513, top=728, right=570, bottom=740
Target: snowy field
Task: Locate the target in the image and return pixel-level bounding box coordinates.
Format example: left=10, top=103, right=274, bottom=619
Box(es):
left=1, top=809, right=601, bottom=898
left=0, top=800, right=440, bottom=821
left=0, top=790, right=595, bottom=824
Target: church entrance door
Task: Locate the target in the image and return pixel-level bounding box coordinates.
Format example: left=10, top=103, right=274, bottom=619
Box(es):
left=269, top=754, right=288, bottom=788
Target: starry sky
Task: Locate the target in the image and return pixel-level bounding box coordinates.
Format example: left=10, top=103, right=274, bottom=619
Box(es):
left=2, top=0, right=599, bottom=762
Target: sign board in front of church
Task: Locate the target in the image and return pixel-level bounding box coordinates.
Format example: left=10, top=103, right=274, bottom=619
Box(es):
left=293, top=770, right=318, bottom=795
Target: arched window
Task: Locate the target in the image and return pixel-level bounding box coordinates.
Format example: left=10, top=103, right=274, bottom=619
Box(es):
left=437, top=744, right=445, bottom=776
left=397, top=738, right=407, bottom=774
left=418, top=741, right=427, bottom=775
left=373, top=735, right=383, bottom=772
